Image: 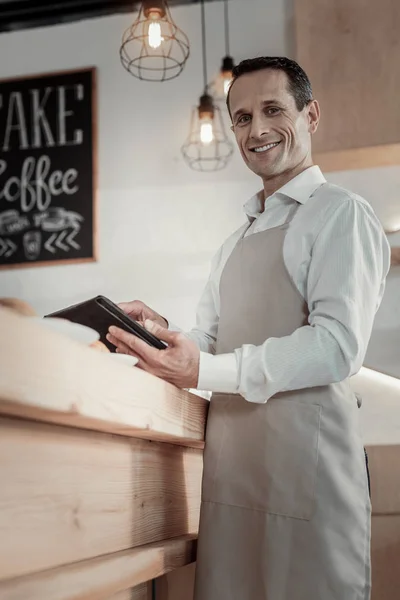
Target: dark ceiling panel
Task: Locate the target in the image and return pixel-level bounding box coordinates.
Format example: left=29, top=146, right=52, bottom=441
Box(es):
left=0, top=0, right=218, bottom=34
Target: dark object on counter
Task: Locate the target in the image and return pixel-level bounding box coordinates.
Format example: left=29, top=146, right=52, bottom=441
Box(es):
left=46, top=295, right=167, bottom=352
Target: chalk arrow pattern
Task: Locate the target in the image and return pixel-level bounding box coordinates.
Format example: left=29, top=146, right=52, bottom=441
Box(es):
left=0, top=238, right=17, bottom=259
left=44, top=234, right=57, bottom=254
left=55, top=230, right=69, bottom=251
left=66, top=229, right=80, bottom=250
left=44, top=230, right=81, bottom=254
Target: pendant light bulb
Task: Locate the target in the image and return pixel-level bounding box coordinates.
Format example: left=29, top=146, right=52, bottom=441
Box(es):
left=198, top=94, right=215, bottom=145
left=198, top=93, right=215, bottom=145
left=223, top=76, right=232, bottom=96
left=208, top=0, right=235, bottom=103
left=120, top=0, right=190, bottom=82
left=200, top=119, right=214, bottom=144
left=148, top=13, right=164, bottom=49
left=221, top=55, right=234, bottom=97
left=181, top=0, right=233, bottom=171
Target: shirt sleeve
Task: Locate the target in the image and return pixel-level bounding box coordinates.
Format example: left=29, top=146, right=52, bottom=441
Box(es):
left=197, top=195, right=391, bottom=403
left=181, top=247, right=222, bottom=355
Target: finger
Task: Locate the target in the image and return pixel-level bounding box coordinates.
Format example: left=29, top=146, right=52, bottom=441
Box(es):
left=108, top=326, right=159, bottom=360
left=144, top=319, right=178, bottom=345
left=106, top=333, right=132, bottom=355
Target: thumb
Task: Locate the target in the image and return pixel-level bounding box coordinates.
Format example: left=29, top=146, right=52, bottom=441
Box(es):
left=144, top=319, right=177, bottom=345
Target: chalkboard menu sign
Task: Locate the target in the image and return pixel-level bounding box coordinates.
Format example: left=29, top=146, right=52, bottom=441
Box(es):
left=0, top=67, right=97, bottom=269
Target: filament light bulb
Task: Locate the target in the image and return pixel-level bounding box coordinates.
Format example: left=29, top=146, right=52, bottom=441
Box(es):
left=223, top=76, right=232, bottom=96
left=148, top=13, right=163, bottom=48
left=200, top=118, right=214, bottom=144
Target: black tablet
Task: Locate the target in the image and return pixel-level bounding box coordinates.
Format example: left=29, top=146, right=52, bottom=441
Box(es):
left=45, top=295, right=167, bottom=352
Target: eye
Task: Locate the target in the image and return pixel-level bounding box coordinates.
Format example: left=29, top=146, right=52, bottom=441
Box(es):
left=237, top=114, right=251, bottom=125
left=266, top=107, right=281, bottom=116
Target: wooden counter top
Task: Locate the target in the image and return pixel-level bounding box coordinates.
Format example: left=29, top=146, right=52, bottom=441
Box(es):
left=0, top=307, right=208, bottom=448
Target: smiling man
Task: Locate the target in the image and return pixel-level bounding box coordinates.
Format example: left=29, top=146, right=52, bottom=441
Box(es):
left=107, top=57, right=390, bottom=600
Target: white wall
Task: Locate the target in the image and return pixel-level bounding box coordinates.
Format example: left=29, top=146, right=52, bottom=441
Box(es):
left=0, top=0, right=287, bottom=325
left=0, top=0, right=399, bottom=375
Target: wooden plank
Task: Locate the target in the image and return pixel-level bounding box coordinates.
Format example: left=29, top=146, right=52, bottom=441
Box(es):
left=313, top=143, right=400, bottom=173
left=107, top=592, right=133, bottom=600
left=0, top=536, right=196, bottom=600
left=391, top=247, right=400, bottom=267
left=0, top=308, right=207, bottom=448
left=371, top=516, right=400, bottom=600
left=107, top=582, right=150, bottom=600
left=156, top=563, right=196, bottom=600
left=99, top=582, right=151, bottom=600
left=107, top=593, right=132, bottom=600
left=0, top=417, right=202, bottom=581
left=295, top=0, right=400, bottom=157
left=132, top=588, right=150, bottom=600
left=107, top=593, right=133, bottom=600
left=367, top=445, right=400, bottom=515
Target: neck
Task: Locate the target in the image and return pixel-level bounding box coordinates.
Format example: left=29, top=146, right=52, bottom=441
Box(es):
left=262, top=157, right=313, bottom=206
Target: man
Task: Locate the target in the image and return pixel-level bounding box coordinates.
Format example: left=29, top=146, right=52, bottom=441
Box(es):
left=107, top=57, right=390, bottom=600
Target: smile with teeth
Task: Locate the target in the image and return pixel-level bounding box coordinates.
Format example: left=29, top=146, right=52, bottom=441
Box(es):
left=251, top=141, right=281, bottom=153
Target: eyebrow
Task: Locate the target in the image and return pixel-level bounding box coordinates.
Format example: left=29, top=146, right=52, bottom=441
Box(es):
left=261, top=99, right=283, bottom=107
left=232, top=99, right=284, bottom=121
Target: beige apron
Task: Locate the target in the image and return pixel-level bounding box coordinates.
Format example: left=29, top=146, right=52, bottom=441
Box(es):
left=194, top=193, right=371, bottom=600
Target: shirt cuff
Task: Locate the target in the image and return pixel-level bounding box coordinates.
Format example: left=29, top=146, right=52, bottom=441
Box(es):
left=197, top=351, right=239, bottom=394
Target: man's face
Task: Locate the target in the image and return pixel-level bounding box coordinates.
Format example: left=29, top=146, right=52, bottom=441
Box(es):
left=229, top=69, right=320, bottom=180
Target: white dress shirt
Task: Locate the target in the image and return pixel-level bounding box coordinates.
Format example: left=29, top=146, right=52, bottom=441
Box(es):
left=184, top=166, right=391, bottom=404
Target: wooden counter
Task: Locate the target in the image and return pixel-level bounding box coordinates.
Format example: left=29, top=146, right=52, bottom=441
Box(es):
left=1, top=307, right=399, bottom=599
left=0, top=307, right=207, bottom=599
left=351, top=369, right=400, bottom=600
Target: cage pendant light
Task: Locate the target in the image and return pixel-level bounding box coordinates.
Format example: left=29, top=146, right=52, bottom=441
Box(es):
left=120, top=0, right=190, bottom=82
left=210, top=0, right=235, bottom=102
left=181, top=0, right=233, bottom=172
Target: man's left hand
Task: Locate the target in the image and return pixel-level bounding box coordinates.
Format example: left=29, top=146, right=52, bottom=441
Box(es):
left=106, top=320, right=200, bottom=389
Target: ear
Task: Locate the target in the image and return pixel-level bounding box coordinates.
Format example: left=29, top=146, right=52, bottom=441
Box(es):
left=307, top=99, right=320, bottom=135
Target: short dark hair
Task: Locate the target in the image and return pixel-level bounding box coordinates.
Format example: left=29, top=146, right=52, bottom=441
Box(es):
left=226, top=56, right=313, bottom=116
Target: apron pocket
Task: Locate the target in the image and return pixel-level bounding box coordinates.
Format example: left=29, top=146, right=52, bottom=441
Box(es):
left=202, top=397, right=321, bottom=521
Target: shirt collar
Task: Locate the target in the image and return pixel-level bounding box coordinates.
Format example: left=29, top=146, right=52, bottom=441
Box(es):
left=244, top=165, right=326, bottom=221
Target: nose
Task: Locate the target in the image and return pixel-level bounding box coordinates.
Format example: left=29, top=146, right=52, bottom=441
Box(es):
left=249, top=113, right=269, bottom=141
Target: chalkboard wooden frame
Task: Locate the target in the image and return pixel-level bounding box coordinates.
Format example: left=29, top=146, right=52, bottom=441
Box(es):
left=0, top=66, right=98, bottom=270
